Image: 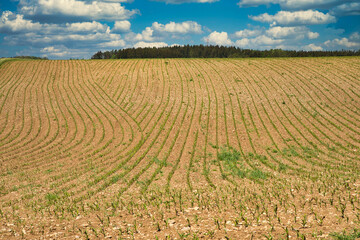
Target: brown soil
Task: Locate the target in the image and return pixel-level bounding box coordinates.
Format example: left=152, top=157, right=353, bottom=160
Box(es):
left=0, top=57, right=359, bottom=239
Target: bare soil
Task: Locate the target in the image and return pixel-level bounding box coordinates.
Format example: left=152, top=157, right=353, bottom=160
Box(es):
left=0, top=57, right=359, bottom=239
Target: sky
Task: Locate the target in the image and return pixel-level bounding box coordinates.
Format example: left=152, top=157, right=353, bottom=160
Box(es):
left=0, top=0, right=359, bottom=59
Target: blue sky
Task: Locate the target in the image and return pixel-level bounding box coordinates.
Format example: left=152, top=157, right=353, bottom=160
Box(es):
left=0, top=0, right=359, bottom=59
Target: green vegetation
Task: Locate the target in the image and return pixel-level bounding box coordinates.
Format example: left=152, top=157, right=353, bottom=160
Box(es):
left=0, top=58, right=15, bottom=68
left=0, top=57, right=359, bottom=239
left=217, top=146, right=246, bottom=178
left=330, top=229, right=360, bottom=240
left=92, top=45, right=360, bottom=59
left=0, top=56, right=48, bottom=68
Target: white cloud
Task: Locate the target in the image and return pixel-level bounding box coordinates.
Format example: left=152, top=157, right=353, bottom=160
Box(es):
left=325, top=36, right=360, bottom=49
left=40, top=46, right=59, bottom=53
left=19, top=0, right=138, bottom=21
left=5, top=32, right=121, bottom=45
left=266, top=26, right=319, bottom=39
left=170, top=43, right=183, bottom=47
left=238, top=0, right=273, bottom=7
left=0, top=12, right=110, bottom=35
left=99, top=39, right=126, bottom=48
left=250, top=10, right=336, bottom=26
left=36, top=45, right=93, bottom=58
left=66, top=21, right=108, bottom=32
left=40, top=45, right=76, bottom=57
left=253, top=35, right=284, bottom=45
left=350, top=32, right=360, bottom=41
left=235, top=38, right=251, bottom=48
left=235, top=35, right=284, bottom=48
left=330, top=2, right=360, bottom=16
left=0, top=11, right=41, bottom=33
left=133, top=27, right=155, bottom=41
left=113, top=20, right=131, bottom=32
left=134, top=41, right=168, bottom=48
left=126, top=20, right=202, bottom=43
left=204, top=31, right=233, bottom=45
left=152, top=21, right=202, bottom=34
left=232, top=25, right=319, bottom=50
left=307, top=31, right=319, bottom=39
left=85, top=0, right=132, bottom=2
left=5, top=26, right=127, bottom=59
left=153, top=0, right=219, bottom=4
left=303, top=43, right=323, bottom=51
left=234, top=29, right=261, bottom=38
left=2, top=19, right=126, bottom=53
left=266, top=26, right=297, bottom=38
left=238, top=0, right=354, bottom=10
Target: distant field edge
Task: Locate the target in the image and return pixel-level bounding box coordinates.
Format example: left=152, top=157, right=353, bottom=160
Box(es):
left=0, top=58, right=47, bottom=68
left=87, top=56, right=360, bottom=60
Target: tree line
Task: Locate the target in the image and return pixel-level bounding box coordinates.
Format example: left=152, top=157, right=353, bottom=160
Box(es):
left=91, top=45, right=360, bottom=59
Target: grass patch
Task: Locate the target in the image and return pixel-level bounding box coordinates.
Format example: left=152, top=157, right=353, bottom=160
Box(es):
left=0, top=58, right=13, bottom=68
left=110, top=175, right=120, bottom=184
left=301, top=146, right=319, bottom=159
left=282, top=146, right=299, bottom=157
left=45, top=193, right=59, bottom=204
left=217, top=146, right=246, bottom=178
left=330, top=228, right=360, bottom=240
left=278, top=163, right=287, bottom=172
left=249, top=169, right=268, bottom=180
left=154, top=157, right=167, bottom=167
left=217, top=146, right=241, bottom=163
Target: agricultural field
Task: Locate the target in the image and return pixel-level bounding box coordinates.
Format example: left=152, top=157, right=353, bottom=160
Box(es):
left=0, top=59, right=11, bottom=67
left=0, top=57, right=359, bottom=239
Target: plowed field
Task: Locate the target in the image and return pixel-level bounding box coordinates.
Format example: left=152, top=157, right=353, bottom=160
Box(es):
left=0, top=57, right=359, bottom=239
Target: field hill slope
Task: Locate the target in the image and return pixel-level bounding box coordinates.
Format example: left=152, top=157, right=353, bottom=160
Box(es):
left=0, top=57, right=359, bottom=239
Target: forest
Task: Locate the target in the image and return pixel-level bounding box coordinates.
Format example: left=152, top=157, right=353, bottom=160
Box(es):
left=91, top=45, right=360, bottom=59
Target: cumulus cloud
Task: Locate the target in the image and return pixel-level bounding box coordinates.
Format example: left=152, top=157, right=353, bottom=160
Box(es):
left=153, top=0, right=219, bottom=4
left=266, top=26, right=298, bottom=38
left=204, top=24, right=322, bottom=50
left=152, top=21, right=202, bottom=34
left=307, top=31, right=319, bottom=39
left=1, top=12, right=126, bottom=53
left=0, top=11, right=41, bottom=33
left=99, top=39, right=126, bottom=48
left=19, top=0, right=138, bottom=22
left=324, top=36, right=360, bottom=49
left=233, top=25, right=322, bottom=50
left=250, top=10, right=336, bottom=26
left=238, top=0, right=273, bottom=7
left=235, top=38, right=250, bottom=48
left=253, top=35, right=283, bottom=45
left=66, top=21, right=108, bottom=33
left=204, top=31, right=233, bottom=45
left=234, top=29, right=261, bottom=38
left=349, top=32, right=360, bottom=41
left=132, top=27, right=155, bottom=42
left=5, top=31, right=123, bottom=47
left=330, top=2, right=360, bottom=16
left=134, top=41, right=168, bottom=48
left=266, top=26, right=319, bottom=39
left=113, top=20, right=131, bottom=32
left=235, top=35, right=284, bottom=48
left=40, top=45, right=71, bottom=57
left=83, top=0, right=132, bottom=2
left=24, top=45, right=94, bottom=58
left=303, top=43, right=323, bottom=51
left=238, top=0, right=355, bottom=10
left=0, top=11, right=110, bottom=35
left=126, top=20, right=203, bottom=43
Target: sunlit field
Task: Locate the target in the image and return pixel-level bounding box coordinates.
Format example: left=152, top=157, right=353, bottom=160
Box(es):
left=0, top=57, right=359, bottom=239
